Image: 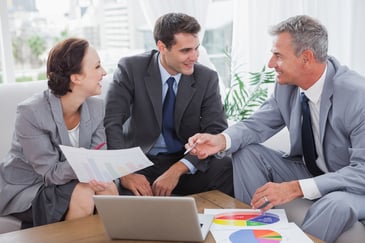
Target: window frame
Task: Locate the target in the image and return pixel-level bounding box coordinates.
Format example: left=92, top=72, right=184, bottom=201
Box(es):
left=0, top=0, right=16, bottom=83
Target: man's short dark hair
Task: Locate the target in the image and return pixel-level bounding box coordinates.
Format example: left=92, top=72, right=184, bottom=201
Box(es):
left=153, top=12, right=201, bottom=49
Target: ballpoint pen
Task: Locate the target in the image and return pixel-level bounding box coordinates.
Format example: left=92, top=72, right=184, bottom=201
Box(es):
left=184, top=143, right=197, bottom=155
left=94, top=142, right=106, bottom=150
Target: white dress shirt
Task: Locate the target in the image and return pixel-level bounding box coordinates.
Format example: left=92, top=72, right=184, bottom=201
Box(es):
left=298, top=66, right=327, bottom=200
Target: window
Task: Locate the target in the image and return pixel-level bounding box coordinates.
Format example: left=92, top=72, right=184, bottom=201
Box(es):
left=1, top=0, right=233, bottom=86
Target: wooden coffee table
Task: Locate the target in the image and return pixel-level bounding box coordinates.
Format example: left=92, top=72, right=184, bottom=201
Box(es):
left=0, top=190, right=323, bottom=242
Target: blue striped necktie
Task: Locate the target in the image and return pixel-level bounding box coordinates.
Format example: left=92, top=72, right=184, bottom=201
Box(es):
left=162, top=77, right=183, bottom=153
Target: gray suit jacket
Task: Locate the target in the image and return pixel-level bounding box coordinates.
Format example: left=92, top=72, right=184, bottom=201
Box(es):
left=0, top=90, right=106, bottom=215
left=104, top=50, right=227, bottom=171
left=225, top=56, right=365, bottom=196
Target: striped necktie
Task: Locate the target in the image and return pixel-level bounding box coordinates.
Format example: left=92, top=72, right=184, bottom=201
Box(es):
left=162, top=77, right=183, bottom=153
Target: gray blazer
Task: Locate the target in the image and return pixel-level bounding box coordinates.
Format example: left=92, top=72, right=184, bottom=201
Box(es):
left=225, top=56, right=365, bottom=196
left=0, top=90, right=106, bottom=215
left=104, top=50, right=227, bottom=171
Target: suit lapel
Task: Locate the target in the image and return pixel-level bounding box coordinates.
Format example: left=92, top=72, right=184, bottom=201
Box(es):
left=145, top=52, right=163, bottom=128
left=48, top=91, right=72, bottom=146
left=319, top=59, right=335, bottom=144
left=288, top=88, right=304, bottom=155
left=175, top=75, right=196, bottom=129
left=78, top=102, right=92, bottom=149
left=48, top=91, right=92, bottom=148
left=144, top=51, right=196, bottom=133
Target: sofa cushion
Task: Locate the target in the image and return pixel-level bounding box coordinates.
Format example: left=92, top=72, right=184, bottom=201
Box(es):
left=0, top=80, right=48, bottom=158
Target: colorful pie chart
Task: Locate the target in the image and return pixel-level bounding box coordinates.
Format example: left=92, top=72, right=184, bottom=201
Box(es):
left=213, top=211, right=280, bottom=226
left=229, top=229, right=282, bottom=243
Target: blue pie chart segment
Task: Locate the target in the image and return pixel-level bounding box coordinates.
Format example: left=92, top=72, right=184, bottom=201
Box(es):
left=229, top=229, right=282, bottom=243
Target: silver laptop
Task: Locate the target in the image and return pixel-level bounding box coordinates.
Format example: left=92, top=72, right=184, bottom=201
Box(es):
left=93, top=195, right=214, bottom=242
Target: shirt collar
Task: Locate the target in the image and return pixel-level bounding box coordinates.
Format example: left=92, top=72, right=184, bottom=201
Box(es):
left=301, top=65, right=327, bottom=103
left=158, top=54, right=182, bottom=84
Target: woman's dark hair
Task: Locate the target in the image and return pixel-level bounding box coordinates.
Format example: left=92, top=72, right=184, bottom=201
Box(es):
left=47, top=38, right=89, bottom=96
left=153, top=12, right=201, bottom=49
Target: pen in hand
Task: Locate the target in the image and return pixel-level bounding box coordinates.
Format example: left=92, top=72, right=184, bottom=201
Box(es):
left=184, top=143, right=197, bottom=155
left=94, top=142, right=106, bottom=150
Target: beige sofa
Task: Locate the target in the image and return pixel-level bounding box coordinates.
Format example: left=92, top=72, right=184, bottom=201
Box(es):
left=0, top=79, right=364, bottom=242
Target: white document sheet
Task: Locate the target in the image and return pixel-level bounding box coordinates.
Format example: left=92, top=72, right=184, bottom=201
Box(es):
left=208, top=222, right=313, bottom=243
left=204, top=209, right=312, bottom=243
left=60, top=145, right=153, bottom=182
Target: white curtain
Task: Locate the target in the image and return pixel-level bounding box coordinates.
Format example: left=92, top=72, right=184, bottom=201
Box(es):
left=232, top=0, right=365, bottom=76
left=136, top=0, right=216, bottom=70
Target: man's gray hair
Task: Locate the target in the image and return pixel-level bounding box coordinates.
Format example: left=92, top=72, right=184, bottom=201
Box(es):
left=269, top=15, right=328, bottom=63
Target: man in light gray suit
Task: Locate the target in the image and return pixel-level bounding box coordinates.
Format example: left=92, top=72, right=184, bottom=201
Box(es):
left=104, top=13, right=233, bottom=197
left=187, top=15, right=365, bottom=242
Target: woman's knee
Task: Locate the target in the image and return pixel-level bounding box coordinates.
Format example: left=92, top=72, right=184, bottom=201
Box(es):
left=69, top=183, right=95, bottom=210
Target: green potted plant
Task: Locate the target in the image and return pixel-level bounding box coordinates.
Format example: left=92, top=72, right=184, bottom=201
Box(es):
left=223, top=66, right=275, bottom=121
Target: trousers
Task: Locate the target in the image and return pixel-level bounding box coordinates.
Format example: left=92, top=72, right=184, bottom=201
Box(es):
left=232, top=144, right=365, bottom=242
left=118, top=153, right=234, bottom=197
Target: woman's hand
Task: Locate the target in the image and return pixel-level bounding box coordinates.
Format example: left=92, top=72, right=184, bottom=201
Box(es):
left=89, top=179, right=118, bottom=195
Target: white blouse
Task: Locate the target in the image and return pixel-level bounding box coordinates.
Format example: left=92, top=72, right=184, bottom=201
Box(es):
left=68, top=123, right=80, bottom=147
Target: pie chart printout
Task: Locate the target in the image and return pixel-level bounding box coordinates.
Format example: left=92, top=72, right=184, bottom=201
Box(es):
left=229, top=229, right=282, bottom=243
left=213, top=211, right=280, bottom=226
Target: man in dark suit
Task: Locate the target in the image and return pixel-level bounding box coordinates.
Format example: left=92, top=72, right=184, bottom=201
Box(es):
left=104, top=12, right=233, bottom=197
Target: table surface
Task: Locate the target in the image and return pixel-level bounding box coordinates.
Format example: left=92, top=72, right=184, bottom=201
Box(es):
left=0, top=190, right=323, bottom=243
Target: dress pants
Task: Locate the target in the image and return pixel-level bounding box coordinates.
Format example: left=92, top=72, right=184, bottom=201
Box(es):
left=118, top=152, right=234, bottom=197
left=232, top=144, right=365, bottom=243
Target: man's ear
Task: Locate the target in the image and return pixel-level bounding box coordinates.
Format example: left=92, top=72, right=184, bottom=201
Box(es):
left=157, top=40, right=166, bottom=53
left=302, top=49, right=314, bottom=64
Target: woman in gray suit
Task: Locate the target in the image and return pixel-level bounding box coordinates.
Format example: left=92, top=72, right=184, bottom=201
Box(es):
left=0, top=38, right=118, bottom=228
